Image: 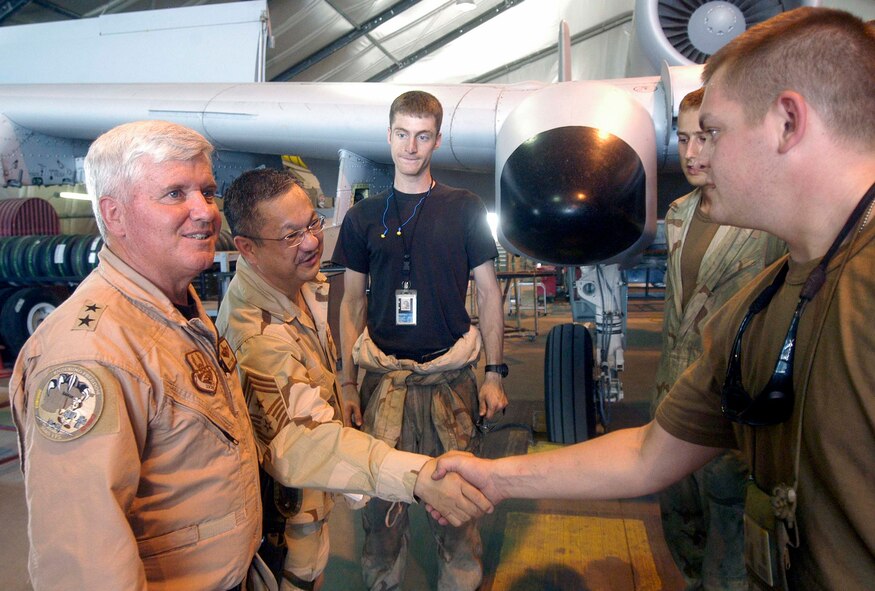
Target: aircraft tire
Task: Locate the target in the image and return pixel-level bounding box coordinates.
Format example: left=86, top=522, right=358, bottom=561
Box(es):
left=70, top=235, right=102, bottom=278
left=0, top=235, right=26, bottom=282
left=0, top=237, right=12, bottom=281
left=40, top=234, right=68, bottom=280
left=23, top=235, right=52, bottom=279
left=78, top=235, right=102, bottom=277
left=0, top=286, right=19, bottom=363
left=9, top=235, right=33, bottom=280
left=58, top=234, right=82, bottom=278
left=544, top=322, right=596, bottom=443
left=0, top=286, right=66, bottom=361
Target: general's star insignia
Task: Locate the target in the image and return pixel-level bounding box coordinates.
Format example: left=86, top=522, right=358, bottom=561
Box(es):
left=72, top=301, right=106, bottom=332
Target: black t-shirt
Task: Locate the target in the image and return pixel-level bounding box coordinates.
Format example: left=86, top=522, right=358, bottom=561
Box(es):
left=332, top=182, right=498, bottom=359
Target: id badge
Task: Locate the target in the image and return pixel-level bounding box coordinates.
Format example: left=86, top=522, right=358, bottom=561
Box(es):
left=395, top=289, right=417, bottom=325
left=743, top=480, right=781, bottom=589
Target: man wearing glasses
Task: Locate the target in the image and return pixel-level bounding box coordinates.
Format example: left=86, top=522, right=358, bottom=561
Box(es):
left=216, top=168, right=492, bottom=591
left=432, top=8, right=875, bottom=590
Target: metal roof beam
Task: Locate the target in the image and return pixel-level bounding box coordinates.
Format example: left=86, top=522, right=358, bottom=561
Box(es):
left=0, top=0, right=32, bottom=24
left=272, top=0, right=424, bottom=82
left=32, top=0, right=80, bottom=20
left=367, top=0, right=526, bottom=82
left=466, top=10, right=633, bottom=83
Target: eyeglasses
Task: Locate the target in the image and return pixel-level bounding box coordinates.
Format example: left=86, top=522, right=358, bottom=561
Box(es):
left=242, top=215, right=325, bottom=248
left=721, top=263, right=801, bottom=426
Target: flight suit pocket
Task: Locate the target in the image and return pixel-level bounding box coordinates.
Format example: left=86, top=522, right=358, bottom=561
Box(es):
left=162, top=378, right=240, bottom=444
left=138, top=524, right=199, bottom=558
left=138, top=510, right=242, bottom=557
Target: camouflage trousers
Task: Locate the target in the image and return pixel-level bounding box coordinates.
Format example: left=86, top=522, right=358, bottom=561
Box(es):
left=659, top=449, right=749, bottom=591
left=281, top=520, right=329, bottom=591
left=359, top=368, right=483, bottom=591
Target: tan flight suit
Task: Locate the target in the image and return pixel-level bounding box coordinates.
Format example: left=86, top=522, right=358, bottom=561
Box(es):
left=654, top=189, right=786, bottom=590
left=11, top=247, right=260, bottom=591
left=217, top=258, right=430, bottom=589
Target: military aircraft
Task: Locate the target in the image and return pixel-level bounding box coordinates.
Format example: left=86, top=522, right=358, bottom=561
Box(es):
left=0, top=0, right=816, bottom=438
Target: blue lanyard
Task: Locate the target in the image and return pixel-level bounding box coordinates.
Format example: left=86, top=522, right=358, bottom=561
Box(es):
left=380, top=179, right=434, bottom=288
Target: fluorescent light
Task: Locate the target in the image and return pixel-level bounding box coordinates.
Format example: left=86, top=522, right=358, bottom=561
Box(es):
left=59, top=192, right=92, bottom=200
left=456, top=0, right=476, bottom=12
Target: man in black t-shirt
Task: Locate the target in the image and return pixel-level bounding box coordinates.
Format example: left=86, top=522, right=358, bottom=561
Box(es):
left=332, top=90, right=507, bottom=591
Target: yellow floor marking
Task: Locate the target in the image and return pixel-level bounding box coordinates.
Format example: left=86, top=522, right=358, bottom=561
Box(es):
left=492, top=512, right=662, bottom=591
left=527, top=440, right=565, bottom=454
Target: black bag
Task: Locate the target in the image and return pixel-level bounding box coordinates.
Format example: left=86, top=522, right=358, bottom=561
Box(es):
left=258, top=468, right=302, bottom=581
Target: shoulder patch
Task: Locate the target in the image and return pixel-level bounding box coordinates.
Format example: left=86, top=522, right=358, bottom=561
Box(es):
left=72, top=301, right=107, bottom=332
left=185, top=350, right=218, bottom=395
left=33, top=365, right=104, bottom=441
left=217, top=338, right=237, bottom=374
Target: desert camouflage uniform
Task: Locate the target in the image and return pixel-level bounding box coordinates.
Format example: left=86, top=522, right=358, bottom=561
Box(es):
left=11, top=247, right=260, bottom=591
left=217, top=258, right=429, bottom=590
left=653, top=188, right=786, bottom=590
left=354, top=327, right=484, bottom=591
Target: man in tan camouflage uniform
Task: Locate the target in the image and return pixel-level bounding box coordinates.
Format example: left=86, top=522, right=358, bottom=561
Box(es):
left=12, top=122, right=490, bottom=591
left=217, top=168, right=492, bottom=591
left=653, top=88, right=785, bottom=590
left=11, top=120, right=261, bottom=591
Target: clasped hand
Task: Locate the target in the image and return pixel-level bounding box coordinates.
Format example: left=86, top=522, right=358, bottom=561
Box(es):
left=413, top=453, right=493, bottom=526
left=422, top=451, right=505, bottom=524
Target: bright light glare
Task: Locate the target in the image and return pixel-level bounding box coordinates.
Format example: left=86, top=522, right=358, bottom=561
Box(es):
left=60, top=192, right=92, bottom=200
left=486, top=212, right=499, bottom=241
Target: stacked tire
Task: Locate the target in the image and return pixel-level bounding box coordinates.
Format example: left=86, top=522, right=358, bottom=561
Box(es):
left=0, top=235, right=103, bottom=363
left=0, top=234, right=103, bottom=283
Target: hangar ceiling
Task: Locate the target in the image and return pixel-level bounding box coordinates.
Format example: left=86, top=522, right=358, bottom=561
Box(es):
left=0, top=0, right=635, bottom=84
left=1, top=1, right=870, bottom=84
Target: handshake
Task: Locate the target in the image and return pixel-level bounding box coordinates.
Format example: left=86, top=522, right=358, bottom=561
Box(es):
left=412, top=451, right=503, bottom=527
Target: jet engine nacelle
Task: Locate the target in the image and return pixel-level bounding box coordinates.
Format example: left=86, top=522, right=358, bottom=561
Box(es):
left=626, top=0, right=820, bottom=76
left=495, top=80, right=658, bottom=267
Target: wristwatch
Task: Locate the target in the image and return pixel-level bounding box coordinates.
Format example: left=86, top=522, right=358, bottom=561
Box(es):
left=484, top=363, right=509, bottom=378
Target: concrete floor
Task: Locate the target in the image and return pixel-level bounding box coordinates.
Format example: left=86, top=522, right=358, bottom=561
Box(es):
left=320, top=297, right=679, bottom=591
left=0, top=296, right=680, bottom=590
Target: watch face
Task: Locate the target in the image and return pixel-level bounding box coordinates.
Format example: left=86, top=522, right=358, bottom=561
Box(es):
left=487, top=364, right=508, bottom=377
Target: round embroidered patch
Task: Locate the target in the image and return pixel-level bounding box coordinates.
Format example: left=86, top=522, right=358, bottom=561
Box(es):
left=33, top=365, right=104, bottom=442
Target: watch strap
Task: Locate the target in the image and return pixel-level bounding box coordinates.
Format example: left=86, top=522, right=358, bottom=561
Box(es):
left=484, top=363, right=508, bottom=377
